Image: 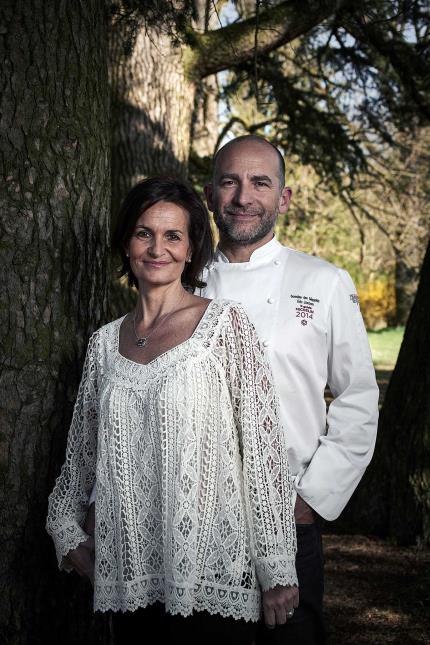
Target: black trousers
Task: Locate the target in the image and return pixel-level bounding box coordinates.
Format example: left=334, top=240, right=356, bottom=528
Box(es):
left=256, top=523, right=326, bottom=645
left=112, top=601, right=257, bottom=645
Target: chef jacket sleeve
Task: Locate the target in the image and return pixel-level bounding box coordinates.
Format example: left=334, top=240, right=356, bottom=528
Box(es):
left=295, top=269, right=379, bottom=520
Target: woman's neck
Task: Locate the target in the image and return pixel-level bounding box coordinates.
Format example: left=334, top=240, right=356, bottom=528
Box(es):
left=135, top=281, right=187, bottom=327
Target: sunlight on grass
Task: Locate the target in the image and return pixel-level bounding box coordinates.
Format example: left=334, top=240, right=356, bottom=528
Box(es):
left=367, top=327, right=405, bottom=369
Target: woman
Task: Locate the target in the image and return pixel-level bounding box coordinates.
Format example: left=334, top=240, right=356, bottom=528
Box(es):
left=46, top=177, right=298, bottom=644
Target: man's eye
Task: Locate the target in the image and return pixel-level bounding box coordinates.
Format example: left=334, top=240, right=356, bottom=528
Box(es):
left=256, top=181, right=269, bottom=188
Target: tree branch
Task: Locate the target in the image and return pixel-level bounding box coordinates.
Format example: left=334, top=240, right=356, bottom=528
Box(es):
left=341, top=17, right=430, bottom=121
left=186, top=0, right=353, bottom=79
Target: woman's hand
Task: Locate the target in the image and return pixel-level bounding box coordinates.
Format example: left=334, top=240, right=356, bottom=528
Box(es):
left=64, top=536, right=95, bottom=585
left=65, top=501, right=96, bottom=584
left=83, top=501, right=95, bottom=536
left=262, top=584, right=299, bottom=629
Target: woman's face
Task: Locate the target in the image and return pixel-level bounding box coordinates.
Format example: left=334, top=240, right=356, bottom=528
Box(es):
left=127, top=201, right=191, bottom=289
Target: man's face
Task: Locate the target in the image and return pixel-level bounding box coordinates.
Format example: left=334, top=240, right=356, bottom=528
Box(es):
left=205, top=140, right=291, bottom=246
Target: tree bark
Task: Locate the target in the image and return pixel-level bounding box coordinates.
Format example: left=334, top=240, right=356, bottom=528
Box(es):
left=110, top=16, right=196, bottom=217
left=190, top=1, right=220, bottom=160
left=337, top=239, right=430, bottom=544
left=394, top=253, right=423, bottom=326
left=0, top=1, right=111, bottom=643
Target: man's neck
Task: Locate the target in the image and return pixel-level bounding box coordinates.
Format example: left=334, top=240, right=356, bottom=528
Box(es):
left=218, top=231, right=275, bottom=263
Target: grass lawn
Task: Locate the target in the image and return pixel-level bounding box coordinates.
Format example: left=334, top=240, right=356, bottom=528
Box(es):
left=367, top=327, right=404, bottom=370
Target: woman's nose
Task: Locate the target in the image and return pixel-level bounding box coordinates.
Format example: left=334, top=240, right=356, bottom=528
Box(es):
left=148, top=236, right=164, bottom=257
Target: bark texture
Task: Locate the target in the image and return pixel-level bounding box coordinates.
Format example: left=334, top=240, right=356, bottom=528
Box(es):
left=0, top=1, right=111, bottom=642
left=110, top=16, right=196, bottom=217
left=190, top=1, right=220, bottom=160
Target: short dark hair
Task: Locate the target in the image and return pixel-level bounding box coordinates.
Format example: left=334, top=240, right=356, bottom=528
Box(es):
left=113, top=177, right=213, bottom=290
left=214, top=135, right=286, bottom=189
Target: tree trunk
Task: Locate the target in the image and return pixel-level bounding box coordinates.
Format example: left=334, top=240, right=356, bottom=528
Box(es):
left=109, top=17, right=196, bottom=217
left=337, top=239, right=430, bottom=544
left=394, top=254, right=422, bottom=326
left=0, top=1, right=111, bottom=643
left=190, top=1, right=220, bottom=161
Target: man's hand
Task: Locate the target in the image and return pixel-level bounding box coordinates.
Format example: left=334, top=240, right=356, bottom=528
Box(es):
left=294, top=494, right=315, bottom=524
left=262, top=585, right=299, bottom=628
left=64, top=536, right=95, bottom=585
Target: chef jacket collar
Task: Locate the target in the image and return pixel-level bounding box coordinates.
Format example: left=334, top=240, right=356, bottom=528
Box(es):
left=214, top=236, right=283, bottom=264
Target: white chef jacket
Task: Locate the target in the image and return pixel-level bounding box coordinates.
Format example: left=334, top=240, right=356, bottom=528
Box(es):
left=199, top=237, right=379, bottom=521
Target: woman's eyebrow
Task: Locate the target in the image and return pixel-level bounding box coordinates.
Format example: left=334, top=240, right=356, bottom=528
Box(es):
left=135, top=224, right=184, bottom=234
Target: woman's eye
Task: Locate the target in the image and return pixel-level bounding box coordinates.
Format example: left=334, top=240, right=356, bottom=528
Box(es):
left=167, top=234, right=180, bottom=241
left=136, top=230, right=150, bottom=238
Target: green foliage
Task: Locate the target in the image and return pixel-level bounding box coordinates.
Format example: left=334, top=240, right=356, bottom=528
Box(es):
left=367, top=326, right=404, bottom=368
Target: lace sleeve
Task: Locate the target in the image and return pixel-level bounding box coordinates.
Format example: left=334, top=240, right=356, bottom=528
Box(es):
left=46, top=331, right=101, bottom=570
left=223, top=304, right=298, bottom=591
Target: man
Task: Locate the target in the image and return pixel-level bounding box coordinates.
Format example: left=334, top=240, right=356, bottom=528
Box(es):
left=201, top=135, right=379, bottom=644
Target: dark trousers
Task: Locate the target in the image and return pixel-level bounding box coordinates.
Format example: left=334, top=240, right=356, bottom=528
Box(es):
left=112, top=601, right=257, bottom=645
left=256, top=523, right=326, bottom=645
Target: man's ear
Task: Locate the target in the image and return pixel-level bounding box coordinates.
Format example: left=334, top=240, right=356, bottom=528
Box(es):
left=278, top=187, right=292, bottom=214
left=204, top=183, right=214, bottom=212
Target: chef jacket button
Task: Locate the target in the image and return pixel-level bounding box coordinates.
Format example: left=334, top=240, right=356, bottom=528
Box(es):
left=274, top=259, right=281, bottom=265
left=267, top=297, right=275, bottom=304
left=263, top=340, right=269, bottom=347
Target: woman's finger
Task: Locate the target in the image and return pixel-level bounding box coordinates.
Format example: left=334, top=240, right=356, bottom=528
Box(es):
left=263, top=604, right=276, bottom=629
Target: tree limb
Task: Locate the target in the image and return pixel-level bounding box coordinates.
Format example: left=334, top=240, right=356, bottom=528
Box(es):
left=186, top=0, right=354, bottom=79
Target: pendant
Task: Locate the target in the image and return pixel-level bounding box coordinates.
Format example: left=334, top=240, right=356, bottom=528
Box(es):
left=136, top=337, right=148, bottom=347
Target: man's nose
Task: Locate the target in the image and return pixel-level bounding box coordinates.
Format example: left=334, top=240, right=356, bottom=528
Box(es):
left=232, top=183, right=253, bottom=206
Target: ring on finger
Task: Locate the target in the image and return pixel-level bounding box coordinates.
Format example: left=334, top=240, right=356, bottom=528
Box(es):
left=287, top=609, right=294, bottom=618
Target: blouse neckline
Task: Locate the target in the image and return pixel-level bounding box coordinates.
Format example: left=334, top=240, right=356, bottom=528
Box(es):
left=115, top=299, right=217, bottom=369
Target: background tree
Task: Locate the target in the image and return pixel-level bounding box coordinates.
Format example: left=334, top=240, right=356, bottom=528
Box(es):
left=0, top=1, right=111, bottom=643
left=341, top=238, right=430, bottom=545
left=344, top=129, right=430, bottom=325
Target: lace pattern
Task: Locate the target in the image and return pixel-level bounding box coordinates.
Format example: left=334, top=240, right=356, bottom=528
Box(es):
left=46, top=299, right=297, bottom=620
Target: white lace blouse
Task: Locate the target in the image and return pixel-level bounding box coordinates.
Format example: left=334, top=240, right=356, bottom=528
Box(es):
left=46, top=299, right=297, bottom=621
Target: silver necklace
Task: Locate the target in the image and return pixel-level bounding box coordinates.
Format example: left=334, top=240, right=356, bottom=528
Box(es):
left=132, top=291, right=186, bottom=348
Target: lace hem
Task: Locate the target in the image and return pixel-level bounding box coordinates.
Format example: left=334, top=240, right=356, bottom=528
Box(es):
left=255, top=557, right=298, bottom=592
left=48, top=521, right=89, bottom=571
left=94, top=577, right=261, bottom=622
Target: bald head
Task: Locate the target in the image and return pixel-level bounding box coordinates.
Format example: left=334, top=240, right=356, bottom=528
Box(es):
left=213, top=135, right=286, bottom=189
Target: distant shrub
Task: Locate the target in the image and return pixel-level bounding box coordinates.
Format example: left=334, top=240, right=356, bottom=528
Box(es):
left=358, top=278, right=396, bottom=330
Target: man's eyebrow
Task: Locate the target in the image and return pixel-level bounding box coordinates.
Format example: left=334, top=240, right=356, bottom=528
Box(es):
left=218, top=173, right=239, bottom=181
left=251, top=175, right=273, bottom=184
left=217, top=172, right=273, bottom=184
